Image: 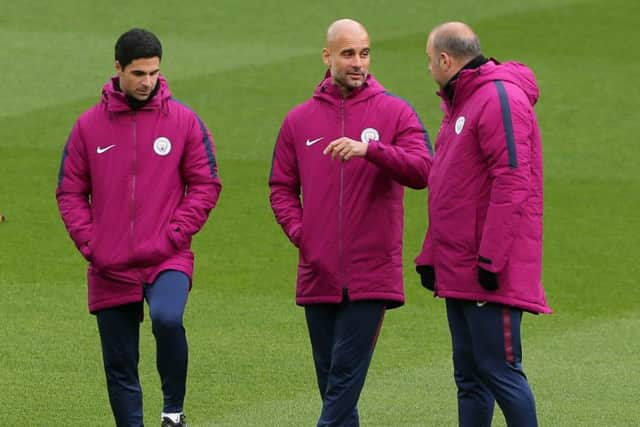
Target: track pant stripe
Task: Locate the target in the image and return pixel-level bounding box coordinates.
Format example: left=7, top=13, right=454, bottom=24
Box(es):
left=502, top=306, right=515, bottom=364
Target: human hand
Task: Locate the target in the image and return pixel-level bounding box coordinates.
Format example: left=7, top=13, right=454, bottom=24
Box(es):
left=323, top=137, right=368, bottom=161
left=416, top=265, right=436, bottom=291
left=478, top=267, right=499, bottom=291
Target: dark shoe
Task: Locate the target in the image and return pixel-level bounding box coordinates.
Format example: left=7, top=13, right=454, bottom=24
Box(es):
left=161, top=414, right=188, bottom=427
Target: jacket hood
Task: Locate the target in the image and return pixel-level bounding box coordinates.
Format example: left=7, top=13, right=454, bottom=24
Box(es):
left=313, top=71, right=386, bottom=106
left=101, top=75, right=172, bottom=112
left=454, top=59, right=539, bottom=106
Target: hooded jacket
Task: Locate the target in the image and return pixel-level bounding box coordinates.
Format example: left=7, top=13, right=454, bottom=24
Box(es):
left=270, top=73, right=432, bottom=308
left=415, top=59, right=551, bottom=314
left=56, top=76, right=222, bottom=313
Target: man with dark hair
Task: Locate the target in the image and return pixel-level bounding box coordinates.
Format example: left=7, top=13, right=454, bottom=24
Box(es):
left=416, top=21, right=551, bottom=427
left=115, top=28, right=163, bottom=69
left=269, top=18, right=432, bottom=427
left=56, top=28, right=222, bottom=427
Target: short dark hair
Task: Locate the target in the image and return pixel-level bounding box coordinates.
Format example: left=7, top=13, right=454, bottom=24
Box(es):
left=114, top=28, right=162, bottom=69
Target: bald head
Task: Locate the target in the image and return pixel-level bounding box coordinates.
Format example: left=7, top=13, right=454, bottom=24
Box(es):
left=325, top=19, right=369, bottom=49
left=428, top=21, right=480, bottom=61
left=322, top=18, right=371, bottom=96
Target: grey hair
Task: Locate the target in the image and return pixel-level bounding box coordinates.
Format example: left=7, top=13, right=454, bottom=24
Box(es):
left=432, top=31, right=481, bottom=60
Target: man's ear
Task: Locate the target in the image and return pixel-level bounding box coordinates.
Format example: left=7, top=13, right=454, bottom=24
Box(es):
left=115, top=61, right=123, bottom=73
left=438, top=52, right=449, bottom=71
left=322, top=48, right=331, bottom=67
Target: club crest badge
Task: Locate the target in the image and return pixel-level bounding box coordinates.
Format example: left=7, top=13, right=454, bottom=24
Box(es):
left=455, top=116, right=465, bottom=135
left=153, top=137, right=172, bottom=156
left=360, top=127, right=379, bottom=144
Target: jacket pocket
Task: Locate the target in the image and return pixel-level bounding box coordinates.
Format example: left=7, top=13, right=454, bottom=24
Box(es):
left=168, top=223, right=190, bottom=250
left=90, top=226, right=127, bottom=271
left=133, top=228, right=176, bottom=266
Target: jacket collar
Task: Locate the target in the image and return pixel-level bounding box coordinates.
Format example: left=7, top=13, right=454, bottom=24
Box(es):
left=440, top=55, right=489, bottom=101
left=102, top=75, right=171, bottom=113
left=313, top=71, right=385, bottom=106
left=436, top=58, right=540, bottom=110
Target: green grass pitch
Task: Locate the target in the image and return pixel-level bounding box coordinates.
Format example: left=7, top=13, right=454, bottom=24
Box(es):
left=1, top=0, right=639, bottom=425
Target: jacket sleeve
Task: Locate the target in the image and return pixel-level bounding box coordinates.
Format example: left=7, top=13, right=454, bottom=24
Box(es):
left=364, top=104, right=433, bottom=189
left=477, top=83, right=533, bottom=272
left=169, top=115, right=222, bottom=249
left=56, top=121, right=93, bottom=260
left=268, top=117, right=303, bottom=247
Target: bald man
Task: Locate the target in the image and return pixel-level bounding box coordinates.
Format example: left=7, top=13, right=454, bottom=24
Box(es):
left=415, top=22, right=550, bottom=427
left=269, top=19, right=432, bottom=426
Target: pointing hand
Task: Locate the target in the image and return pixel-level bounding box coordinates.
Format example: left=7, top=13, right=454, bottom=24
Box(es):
left=323, top=137, right=368, bottom=161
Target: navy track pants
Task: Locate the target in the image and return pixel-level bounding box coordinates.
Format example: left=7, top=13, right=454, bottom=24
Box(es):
left=304, top=300, right=386, bottom=427
left=446, top=298, right=538, bottom=427
left=96, top=270, right=189, bottom=427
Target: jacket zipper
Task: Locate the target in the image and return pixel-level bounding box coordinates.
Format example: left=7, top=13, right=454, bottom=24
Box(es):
left=129, top=112, right=137, bottom=263
left=433, top=104, right=454, bottom=297
left=339, top=98, right=346, bottom=300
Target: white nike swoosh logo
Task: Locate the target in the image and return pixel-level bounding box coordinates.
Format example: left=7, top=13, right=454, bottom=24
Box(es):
left=306, top=137, right=324, bottom=146
left=476, top=301, right=487, bottom=307
left=96, top=144, right=116, bottom=154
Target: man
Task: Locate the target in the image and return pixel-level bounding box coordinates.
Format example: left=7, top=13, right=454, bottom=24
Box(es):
left=56, top=28, right=221, bottom=427
left=269, top=18, right=432, bottom=427
left=415, top=21, right=551, bottom=427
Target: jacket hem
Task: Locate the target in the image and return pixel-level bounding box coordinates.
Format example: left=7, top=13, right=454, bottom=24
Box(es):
left=296, top=296, right=344, bottom=306
left=349, top=291, right=404, bottom=309
left=296, top=292, right=404, bottom=309
left=435, top=289, right=552, bottom=314
left=88, top=295, right=144, bottom=314
left=147, top=263, right=193, bottom=288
